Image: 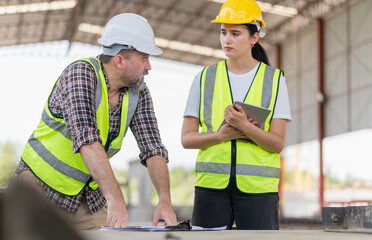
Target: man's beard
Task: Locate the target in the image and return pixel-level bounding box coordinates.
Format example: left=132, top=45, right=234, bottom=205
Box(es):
left=131, top=70, right=148, bottom=91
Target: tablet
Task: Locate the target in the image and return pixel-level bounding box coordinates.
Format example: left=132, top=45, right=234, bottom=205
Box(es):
left=219, top=101, right=271, bottom=130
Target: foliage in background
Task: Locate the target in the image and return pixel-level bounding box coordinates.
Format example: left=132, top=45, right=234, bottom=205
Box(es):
left=168, top=167, right=195, bottom=220
left=325, top=168, right=372, bottom=189
left=114, top=167, right=195, bottom=206
left=0, top=141, right=20, bottom=185
left=169, top=167, right=195, bottom=206
left=114, top=166, right=195, bottom=220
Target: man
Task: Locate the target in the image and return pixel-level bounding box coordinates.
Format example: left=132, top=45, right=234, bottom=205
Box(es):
left=16, top=13, right=177, bottom=229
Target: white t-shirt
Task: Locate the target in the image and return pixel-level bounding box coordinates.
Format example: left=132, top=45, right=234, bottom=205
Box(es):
left=184, top=63, right=292, bottom=121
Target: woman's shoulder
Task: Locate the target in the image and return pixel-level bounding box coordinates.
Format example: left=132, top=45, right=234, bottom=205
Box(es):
left=261, top=62, right=285, bottom=77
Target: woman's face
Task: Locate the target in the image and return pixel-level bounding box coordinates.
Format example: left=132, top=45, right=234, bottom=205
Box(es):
left=220, top=23, right=253, bottom=59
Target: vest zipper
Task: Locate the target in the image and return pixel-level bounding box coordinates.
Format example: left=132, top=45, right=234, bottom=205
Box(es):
left=104, top=102, right=122, bottom=153
left=230, top=140, right=237, bottom=181
left=104, top=132, right=115, bottom=152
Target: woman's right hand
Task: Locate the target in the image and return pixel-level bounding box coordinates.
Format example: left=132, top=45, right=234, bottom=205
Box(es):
left=217, top=123, right=246, bottom=142
left=182, top=116, right=246, bottom=149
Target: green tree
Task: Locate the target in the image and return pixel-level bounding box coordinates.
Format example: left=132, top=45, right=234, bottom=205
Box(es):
left=0, top=141, right=20, bottom=185
left=169, top=167, right=195, bottom=206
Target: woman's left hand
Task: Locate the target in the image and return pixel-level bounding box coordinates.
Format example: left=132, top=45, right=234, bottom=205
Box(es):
left=224, top=104, right=257, bottom=130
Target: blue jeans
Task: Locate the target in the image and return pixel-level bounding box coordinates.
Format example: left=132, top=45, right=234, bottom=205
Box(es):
left=191, top=182, right=279, bottom=230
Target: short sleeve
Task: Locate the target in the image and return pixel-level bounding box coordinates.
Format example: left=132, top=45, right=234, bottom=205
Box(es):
left=183, top=71, right=202, bottom=118
left=272, top=75, right=292, bottom=122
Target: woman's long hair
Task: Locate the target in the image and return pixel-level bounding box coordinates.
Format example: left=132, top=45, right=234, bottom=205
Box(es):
left=243, top=23, right=270, bottom=66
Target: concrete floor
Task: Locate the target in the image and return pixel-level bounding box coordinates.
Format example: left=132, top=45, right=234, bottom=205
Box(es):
left=81, top=230, right=372, bottom=240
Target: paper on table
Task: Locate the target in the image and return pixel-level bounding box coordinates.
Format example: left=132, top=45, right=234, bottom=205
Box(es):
left=99, top=224, right=227, bottom=231
left=99, top=225, right=167, bottom=232
left=192, top=225, right=227, bottom=231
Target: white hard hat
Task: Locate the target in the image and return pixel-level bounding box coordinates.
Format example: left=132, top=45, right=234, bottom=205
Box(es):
left=98, top=13, right=162, bottom=56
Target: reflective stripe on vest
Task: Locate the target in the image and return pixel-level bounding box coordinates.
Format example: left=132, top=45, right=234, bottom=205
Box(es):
left=196, top=61, right=281, bottom=193
left=195, top=162, right=280, bottom=178
left=27, top=132, right=91, bottom=183
left=21, top=57, right=139, bottom=195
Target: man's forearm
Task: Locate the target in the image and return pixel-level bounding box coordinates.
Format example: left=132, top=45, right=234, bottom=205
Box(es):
left=146, top=155, right=177, bottom=225
left=80, top=141, right=129, bottom=227
left=146, top=155, right=172, bottom=203
left=79, top=141, right=124, bottom=202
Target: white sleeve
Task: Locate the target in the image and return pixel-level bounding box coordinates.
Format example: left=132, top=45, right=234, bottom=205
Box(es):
left=273, top=75, right=292, bottom=122
left=183, top=71, right=202, bottom=118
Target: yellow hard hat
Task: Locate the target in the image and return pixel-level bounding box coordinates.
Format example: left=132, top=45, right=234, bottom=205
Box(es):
left=211, top=0, right=265, bottom=27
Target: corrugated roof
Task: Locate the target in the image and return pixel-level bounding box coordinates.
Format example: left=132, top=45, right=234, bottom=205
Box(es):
left=0, top=0, right=350, bottom=65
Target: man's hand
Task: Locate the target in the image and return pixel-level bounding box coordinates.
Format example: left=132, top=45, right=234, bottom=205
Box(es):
left=152, top=199, right=178, bottom=226
left=106, top=195, right=129, bottom=228
left=146, top=156, right=178, bottom=227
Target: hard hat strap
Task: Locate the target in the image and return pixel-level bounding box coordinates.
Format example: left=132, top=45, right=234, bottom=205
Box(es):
left=102, top=44, right=136, bottom=56
left=248, top=21, right=265, bottom=38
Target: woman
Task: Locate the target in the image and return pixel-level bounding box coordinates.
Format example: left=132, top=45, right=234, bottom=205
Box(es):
left=181, top=0, right=291, bottom=230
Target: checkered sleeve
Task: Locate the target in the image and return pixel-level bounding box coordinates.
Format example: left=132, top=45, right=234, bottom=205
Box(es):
left=130, top=85, right=169, bottom=166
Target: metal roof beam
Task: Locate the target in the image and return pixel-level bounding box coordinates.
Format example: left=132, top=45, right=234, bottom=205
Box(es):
left=176, top=24, right=220, bottom=63
left=171, top=1, right=211, bottom=40
left=39, top=0, right=53, bottom=43
left=16, top=0, right=24, bottom=45
left=135, top=0, right=149, bottom=15
left=87, top=0, right=119, bottom=44
left=265, top=0, right=350, bottom=45
left=64, top=0, right=87, bottom=44
left=152, top=0, right=181, bottom=32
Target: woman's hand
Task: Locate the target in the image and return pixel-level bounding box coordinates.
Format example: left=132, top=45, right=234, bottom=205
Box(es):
left=217, top=122, right=246, bottom=142
left=224, top=104, right=287, bottom=153
left=181, top=116, right=245, bottom=149
left=224, top=104, right=257, bottom=131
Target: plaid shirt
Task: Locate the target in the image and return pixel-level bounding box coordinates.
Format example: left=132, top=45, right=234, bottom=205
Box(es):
left=16, top=55, right=168, bottom=214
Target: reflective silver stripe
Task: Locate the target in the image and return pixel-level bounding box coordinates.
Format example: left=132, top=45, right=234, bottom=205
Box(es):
left=236, top=164, right=280, bottom=178
left=42, top=109, right=72, bottom=140
left=28, top=133, right=91, bottom=183
left=107, top=148, right=120, bottom=158
left=261, top=65, right=275, bottom=108
left=87, top=58, right=103, bottom=111
left=196, top=162, right=280, bottom=179
left=203, top=64, right=218, bottom=133
left=195, top=162, right=231, bottom=174
left=124, top=89, right=139, bottom=137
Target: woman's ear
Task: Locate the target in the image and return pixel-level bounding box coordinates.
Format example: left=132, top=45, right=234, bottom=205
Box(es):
left=251, top=32, right=260, bottom=47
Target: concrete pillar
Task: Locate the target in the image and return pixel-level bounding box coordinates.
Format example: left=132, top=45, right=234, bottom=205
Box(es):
left=127, top=160, right=153, bottom=222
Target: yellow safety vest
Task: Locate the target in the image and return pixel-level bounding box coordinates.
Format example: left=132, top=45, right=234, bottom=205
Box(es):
left=196, top=61, right=282, bottom=193
left=21, top=57, right=139, bottom=196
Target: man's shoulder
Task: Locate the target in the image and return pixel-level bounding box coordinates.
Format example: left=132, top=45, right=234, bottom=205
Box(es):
left=66, top=59, right=96, bottom=71
left=60, top=59, right=97, bottom=79
left=58, top=59, right=97, bottom=88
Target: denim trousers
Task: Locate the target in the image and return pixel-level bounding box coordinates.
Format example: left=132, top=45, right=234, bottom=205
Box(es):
left=191, top=180, right=279, bottom=230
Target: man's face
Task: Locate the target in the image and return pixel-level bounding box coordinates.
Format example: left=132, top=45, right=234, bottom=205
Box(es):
left=122, top=51, right=151, bottom=90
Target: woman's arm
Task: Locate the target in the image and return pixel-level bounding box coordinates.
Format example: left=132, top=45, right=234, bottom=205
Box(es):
left=224, top=104, right=287, bottom=153
left=181, top=116, right=245, bottom=149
